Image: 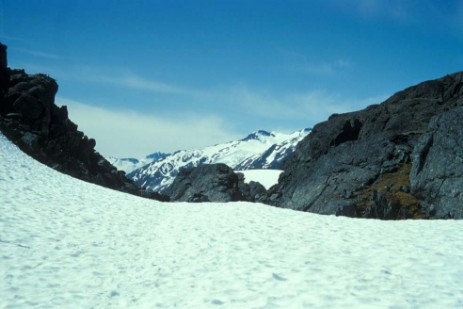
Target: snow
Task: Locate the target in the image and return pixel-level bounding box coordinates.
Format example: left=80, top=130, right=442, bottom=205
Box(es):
left=1, top=132, right=463, bottom=308
left=129, top=129, right=310, bottom=193
left=237, top=169, right=283, bottom=189
left=106, top=157, right=152, bottom=174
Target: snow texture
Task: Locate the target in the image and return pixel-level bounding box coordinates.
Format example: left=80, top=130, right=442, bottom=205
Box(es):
left=1, top=133, right=463, bottom=308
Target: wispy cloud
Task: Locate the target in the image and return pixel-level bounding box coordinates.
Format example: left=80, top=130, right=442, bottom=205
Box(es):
left=42, top=64, right=206, bottom=97
left=55, top=79, right=388, bottom=157
left=328, top=0, right=463, bottom=38
left=96, top=73, right=206, bottom=96
left=226, top=86, right=387, bottom=126
left=57, top=97, right=241, bottom=157
left=280, top=49, right=353, bottom=76
left=13, top=47, right=65, bottom=60
left=304, top=59, right=352, bottom=75
left=328, top=0, right=415, bottom=21
left=0, top=35, right=30, bottom=44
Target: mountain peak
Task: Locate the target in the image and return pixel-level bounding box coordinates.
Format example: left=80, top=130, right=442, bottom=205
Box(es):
left=124, top=128, right=310, bottom=193
left=241, top=130, right=274, bottom=141
left=146, top=152, right=168, bottom=161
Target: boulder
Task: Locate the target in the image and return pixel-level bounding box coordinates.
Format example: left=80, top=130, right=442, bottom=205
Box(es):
left=238, top=178, right=267, bottom=202
left=169, top=163, right=244, bottom=202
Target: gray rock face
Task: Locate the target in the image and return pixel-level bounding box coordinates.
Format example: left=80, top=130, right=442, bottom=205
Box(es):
left=168, top=163, right=244, bottom=202
left=168, top=163, right=271, bottom=203
left=266, top=72, right=463, bottom=219
left=410, top=107, right=463, bottom=219
left=237, top=175, right=267, bottom=203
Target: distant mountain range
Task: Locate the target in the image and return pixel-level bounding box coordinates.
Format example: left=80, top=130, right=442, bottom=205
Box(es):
left=107, top=152, right=167, bottom=174
left=109, top=129, right=310, bottom=193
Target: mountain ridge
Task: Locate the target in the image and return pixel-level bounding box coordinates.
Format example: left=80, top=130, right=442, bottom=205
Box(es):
left=126, top=128, right=310, bottom=193
left=107, top=152, right=168, bottom=174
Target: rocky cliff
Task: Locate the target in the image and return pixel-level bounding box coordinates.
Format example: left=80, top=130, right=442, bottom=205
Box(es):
left=265, top=71, right=463, bottom=219
left=0, top=43, right=167, bottom=200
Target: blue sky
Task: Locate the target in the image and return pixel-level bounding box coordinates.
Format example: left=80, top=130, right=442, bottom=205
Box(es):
left=1, top=0, right=462, bottom=157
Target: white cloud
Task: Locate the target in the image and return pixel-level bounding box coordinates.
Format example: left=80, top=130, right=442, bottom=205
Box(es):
left=279, top=49, right=353, bottom=76
left=228, top=86, right=387, bottom=126
left=57, top=97, right=241, bottom=158
left=55, top=84, right=388, bottom=159
left=96, top=73, right=206, bottom=96
left=17, top=63, right=205, bottom=97
left=302, top=59, right=353, bottom=75
left=13, top=47, right=65, bottom=60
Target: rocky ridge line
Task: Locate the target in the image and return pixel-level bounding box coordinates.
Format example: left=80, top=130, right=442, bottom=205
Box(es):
left=0, top=43, right=167, bottom=201
left=265, top=71, right=463, bottom=219
left=168, top=71, right=463, bottom=219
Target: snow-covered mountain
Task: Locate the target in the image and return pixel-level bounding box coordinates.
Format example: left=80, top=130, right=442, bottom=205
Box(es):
left=2, top=132, right=463, bottom=308
left=128, top=128, right=310, bottom=193
left=107, top=152, right=168, bottom=174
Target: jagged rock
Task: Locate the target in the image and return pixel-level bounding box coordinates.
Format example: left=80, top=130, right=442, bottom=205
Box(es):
left=266, top=72, right=463, bottom=219
left=410, top=107, right=463, bottom=219
left=238, top=175, right=267, bottom=202
left=12, top=94, right=44, bottom=121
left=167, top=163, right=271, bottom=203
left=0, top=43, right=163, bottom=199
left=169, top=163, right=244, bottom=202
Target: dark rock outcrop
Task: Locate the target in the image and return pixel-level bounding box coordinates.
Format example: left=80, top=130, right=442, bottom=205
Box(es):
left=265, top=72, right=463, bottom=219
left=0, top=43, right=167, bottom=200
left=168, top=163, right=269, bottom=203
left=168, top=163, right=245, bottom=202
left=238, top=175, right=267, bottom=203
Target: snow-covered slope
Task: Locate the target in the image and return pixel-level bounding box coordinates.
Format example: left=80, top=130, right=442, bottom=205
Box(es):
left=107, top=152, right=168, bottom=174
left=129, top=128, right=310, bottom=193
left=2, top=132, right=463, bottom=308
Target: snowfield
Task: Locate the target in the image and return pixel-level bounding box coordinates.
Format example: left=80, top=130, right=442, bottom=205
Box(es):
left=237, top=169, right=283, bottom=190
left=1, top=133, right=463, bottom=309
